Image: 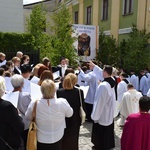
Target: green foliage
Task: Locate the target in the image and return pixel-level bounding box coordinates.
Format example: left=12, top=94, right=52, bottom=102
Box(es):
left=49, top=5, right=78, bottom=66
left=0, top=32, right=35, bottom=51
left=120, top=25, right=150, bottom=73
left=27, top=4, right=46, bottom=37
left=97, top=30, right=120, bottom=67
left=27, top=4, right=53, bottom=61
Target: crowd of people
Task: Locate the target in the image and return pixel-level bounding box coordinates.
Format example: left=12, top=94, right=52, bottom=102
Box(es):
left=0, top=51, right=150, bottom=150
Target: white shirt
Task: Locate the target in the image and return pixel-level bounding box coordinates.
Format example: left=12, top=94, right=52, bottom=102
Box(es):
left=147, top=88, right=150, bottom=97
left=30, top=76, right=40, bottom=84
left=78, top=70, right=98, bottom=104
left=17, top=92, right=31, bottom=130
left=61, top=65, right=67, bottom=77
left=119, top=89, right=142, bottom=118
left=0, top=60, right=6, bottom=67
left=91, top=81, right=116, bottom=126
left=146, top=73, right=150, bottom=89
left=130, top=74, right=139, bottom=91
left=117, top=80, right=128, bottom=103
left=140, top=76, right=149, bottom=95
left=15, top=66, right=21, bottom=74
left=93, top=65, right=104, bottom=82
left=25, top=98, right=73, bottom=144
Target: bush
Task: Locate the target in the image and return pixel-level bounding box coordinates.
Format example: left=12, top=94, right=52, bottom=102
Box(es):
left=0, top=32, right=35, bottom=51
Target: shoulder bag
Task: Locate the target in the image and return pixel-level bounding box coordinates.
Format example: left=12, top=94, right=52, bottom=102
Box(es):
left=26, top=100, right=38, bottom=150
left=79, top=89, right=86, bottom=124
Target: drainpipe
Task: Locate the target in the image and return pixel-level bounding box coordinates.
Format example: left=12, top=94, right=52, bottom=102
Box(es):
left=144, top=0, right=148, bottom=30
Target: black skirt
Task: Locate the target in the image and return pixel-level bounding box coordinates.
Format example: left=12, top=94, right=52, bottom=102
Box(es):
left=62, top=126, right=80, bottom=150
left=37, top=138, right=62, bottom=150
left=91, top=122, right=115, bottom=150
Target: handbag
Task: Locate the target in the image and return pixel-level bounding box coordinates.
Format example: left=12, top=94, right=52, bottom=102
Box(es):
left=79, top=89, right=86, bottom=124
left=26, top=100, right=38, bottom=150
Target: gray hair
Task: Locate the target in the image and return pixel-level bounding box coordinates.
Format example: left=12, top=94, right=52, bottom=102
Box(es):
left=0, top=76, right=5, bottom=97
left=11, top=74, right=24, bottom=88
left=16, top=51, right=23, bottom=55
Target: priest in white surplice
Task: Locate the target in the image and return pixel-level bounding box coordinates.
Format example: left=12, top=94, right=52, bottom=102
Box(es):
left=117, top=72, right=129, bottom=103
left=91, top=65, right=116, bottom=150
left=117, top=83, right=142, bottom=126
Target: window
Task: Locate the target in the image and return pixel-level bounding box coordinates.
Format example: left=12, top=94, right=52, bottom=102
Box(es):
left=86, top=6, right=92, bottom=24
left=123, top=0, right=133, bottom=15
left=74, top=11, right=78, bottom=24
left=102, top=0, right=109, bottom=20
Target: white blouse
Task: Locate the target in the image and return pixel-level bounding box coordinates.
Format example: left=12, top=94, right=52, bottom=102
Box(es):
left=25, top=98, right=73, bottom=144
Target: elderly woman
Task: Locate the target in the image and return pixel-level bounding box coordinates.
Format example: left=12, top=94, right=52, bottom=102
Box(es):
left=57, top=73, right=85, bottom=150
left=25, top=79, right=73, bottom=150
left=11, top=74, right=32, bottom=149
left=0, top=76, right=24, bottom=150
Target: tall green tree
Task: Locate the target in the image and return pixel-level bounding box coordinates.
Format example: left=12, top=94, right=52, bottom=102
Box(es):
left=50, top=5, right=78, bottom=66
left=98, top=30, right=120, bottom=67
left=27, top=4, right=53, bottom=61
left=121, top=25, right=150, bottom=73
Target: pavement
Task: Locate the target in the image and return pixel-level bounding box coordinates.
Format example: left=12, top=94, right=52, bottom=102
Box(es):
left=79, top=117, right=123, bottom=150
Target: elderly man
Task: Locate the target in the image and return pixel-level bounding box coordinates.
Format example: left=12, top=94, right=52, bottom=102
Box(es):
left=16, top=51, right=23, bottom=59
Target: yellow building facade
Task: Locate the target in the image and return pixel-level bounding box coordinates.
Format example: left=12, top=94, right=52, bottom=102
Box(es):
left=60, top=0, right=150, bottom=42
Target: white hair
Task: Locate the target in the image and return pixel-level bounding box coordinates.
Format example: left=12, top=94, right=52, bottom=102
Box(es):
left=0, top=76, right=5, bottom=97
left=16, top=51, right=23, bottom=55
left=11, top=74, right=24, bottom=88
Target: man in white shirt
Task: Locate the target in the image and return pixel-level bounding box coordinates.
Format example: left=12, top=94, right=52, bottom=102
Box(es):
left=78, top=64, right=98, bottom=122
left=88, top=61, right=103, bottom=82
left=139, top=70, right=149, bottom=95
left=91, top=65, right=116, bottom=150
left=117, top=83, right=142, bottom=126
left=130, top=71, right=139, bottom=91
left=117, top=72, right=129, bottom=103
left=57, top=57, right=68, bottom=78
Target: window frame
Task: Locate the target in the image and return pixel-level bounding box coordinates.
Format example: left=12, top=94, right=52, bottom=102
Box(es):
left=86, top=6, right=92, bottom=25
left=74, top=11, right=78, bottom=24
left=101, top=0, right=109, bottom=21
left=123, top=0, right=133, bottom=15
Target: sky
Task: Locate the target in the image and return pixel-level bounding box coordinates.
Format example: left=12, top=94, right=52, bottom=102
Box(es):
left=23, top=0, right=43, bottom=5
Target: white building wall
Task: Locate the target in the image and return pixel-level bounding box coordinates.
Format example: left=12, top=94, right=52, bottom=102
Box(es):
left=0, top=0, right=24, bottom=32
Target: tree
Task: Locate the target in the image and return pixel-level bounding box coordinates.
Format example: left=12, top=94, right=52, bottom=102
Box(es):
left=27, top=4, right=53, bottom=61
left=121, top=25, right=150, bottom=73
left=50, top=4, right=78, bottom=66
left=97, top=30, right=120, bottom=67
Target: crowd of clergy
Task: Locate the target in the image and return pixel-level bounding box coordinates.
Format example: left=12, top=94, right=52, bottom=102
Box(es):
left=0, top=51, right=150, bottom=150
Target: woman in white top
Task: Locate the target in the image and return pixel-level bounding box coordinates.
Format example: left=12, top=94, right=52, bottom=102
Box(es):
left=11, top=74, right=32, bottom=149
left=25, top=79, right=73, bottom=150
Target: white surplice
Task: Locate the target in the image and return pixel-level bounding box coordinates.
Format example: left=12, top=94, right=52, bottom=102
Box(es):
left=130, top=74, right=139, bottom=91
left=119, top=89, right=142, bottom=118
left=117, top=80, right=128, bottom=103
left=91, top=81, right=116, bottom=126
left=140, top=75, right=149, bottom=95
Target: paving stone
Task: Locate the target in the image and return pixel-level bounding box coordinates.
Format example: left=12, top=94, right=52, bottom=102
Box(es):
left=79, top=117, right=123, bottom=150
